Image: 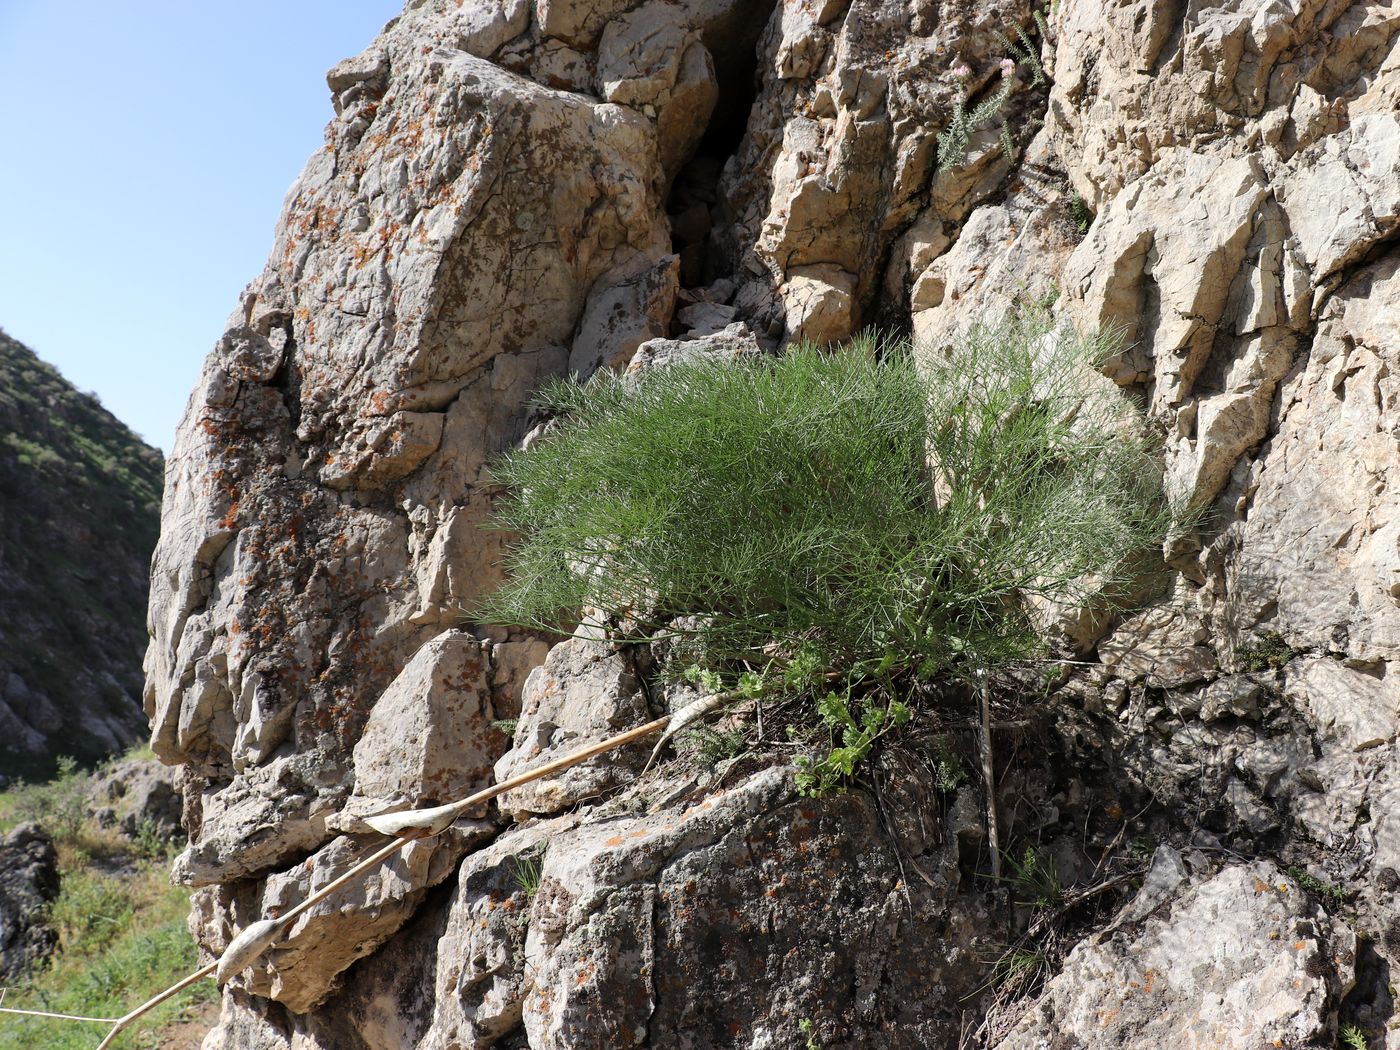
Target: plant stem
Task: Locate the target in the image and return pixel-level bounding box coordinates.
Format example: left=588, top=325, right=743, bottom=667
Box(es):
left=980, top=680, right=1001, bottom=879
left=0, top=1006, right=122, bottom=1024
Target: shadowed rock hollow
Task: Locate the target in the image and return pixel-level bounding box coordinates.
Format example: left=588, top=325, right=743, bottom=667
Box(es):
left=145, top=1, right=1400, bottom=1046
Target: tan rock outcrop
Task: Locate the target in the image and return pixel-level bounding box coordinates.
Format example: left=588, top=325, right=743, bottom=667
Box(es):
left=141, top=0, right=1400, bottom=1045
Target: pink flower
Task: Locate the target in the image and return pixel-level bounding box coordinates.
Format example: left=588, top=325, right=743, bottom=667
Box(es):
left=1000, top=57, right=1016, bottom=76
left=951, top=63, right=971, bottom=78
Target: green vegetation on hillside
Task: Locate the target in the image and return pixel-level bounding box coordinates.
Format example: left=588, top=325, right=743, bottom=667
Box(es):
left=0, top=757, right=213, bottom=1050
left=0, top=330, right=164, bottom=778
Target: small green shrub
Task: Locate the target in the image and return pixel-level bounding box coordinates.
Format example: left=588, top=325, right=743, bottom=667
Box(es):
left=680, top=723, right=748, bottom=767
left=1339, top=1023, right=1368, bottom=1050
left=937, top=13, right=1049, bottom=173
left=993, top=943, right=1051, bottom=990
left=130, top=819, right=164, bottom=862
left=932, top=736, right=968, bottom=794
left=1287, top=865, right=1348, bottom=907
left=480, top=310, right=1172, bottom=790
left=5, top=755, right=87, bottom=842
left=1068, top=189, right=1093, bottom=236
left=1235, top=630, right=1294, bottom=672
left=794, top=689, right=911, bottom=797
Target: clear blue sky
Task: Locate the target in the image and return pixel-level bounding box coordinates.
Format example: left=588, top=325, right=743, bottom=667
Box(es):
left=0, top=0, right=402, bottom=453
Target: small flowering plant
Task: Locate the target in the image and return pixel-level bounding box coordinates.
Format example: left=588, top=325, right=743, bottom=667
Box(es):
left=936, top=15, right=1049, bottom=173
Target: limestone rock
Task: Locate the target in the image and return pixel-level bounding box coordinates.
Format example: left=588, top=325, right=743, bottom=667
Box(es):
left=493, top=638, right=653, bottom=821
left=237, top=766, right=1000, bottom=1050
left=996, top=855, right=1353, bottom=1050
left=1287, top=658, right=1398, bottom=753
left=146, top=0, right=1400, bottom=1043
left=86, top=755, right=184, bottom=841
left=213, top=821, right=492, bottom=1013
left=173, top=754, right=340, bottom=887
left=148, top=8, right=678, bottom=1005
left=519, top=766, right=993, bottom=1049
left=340, top=629, right=501, bottom=827
left=626, top=322, right=760, bottom=372
left=596, top=5, right=718, bottom=182
left=1224, top=253, right=1400, bottom=664
left=781, top=264, right=856, bottom=346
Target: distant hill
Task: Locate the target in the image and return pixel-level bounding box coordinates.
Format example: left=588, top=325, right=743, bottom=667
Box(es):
left=0, top=330, right=163, bottom=779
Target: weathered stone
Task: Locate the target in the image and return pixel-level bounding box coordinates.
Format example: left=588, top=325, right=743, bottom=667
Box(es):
left=567, top=255, right=679, bottom=378
left=493, top=638, right=653, bottom=821
left=1198, top=675, right=1263, bottom=723
left=173, top=754, right=340, bottom=887
left=627, top=322, right=760, bottom=372
left=148, top=0, right=1400, bottom=1043
left=781, top=264, right=856, bottom=346
left=597, top=4, right=719, bottom=182
left=338, top=629, right=499, bottom=828
left=1099, top=598, right=1218, bottom=688
left=1223, top=254, right=1400, bottom=664
left=0, top=823, right=59, bottom=982
left=148, top=11, right=677, bottom=1014
left=1287, top=658, right=1398, bottom=753
left=996, top=855, right=1353, bottom=1050
left=210, top=821, right=491, bottom=1013
left=86, top=756, right=183, bottom=840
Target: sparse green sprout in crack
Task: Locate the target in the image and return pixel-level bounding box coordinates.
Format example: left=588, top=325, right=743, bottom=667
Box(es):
left=1339, top=1022, right=1369, bottom=1050
left=512, top=851, right=544, bottom=900
left=1286, top=865, right=1348, bottom=908
left=992, top=943, right=1052, bottom=994
left=1068, top=188, right=1093, bottom=236
left=478, top=308, right=1174, bottom=792
left=1235, top=630, right=1295, bottom=672
left=680, top=723, right=748, bottom=767
left=932, top=735, right=968, bottom=794
left=1004, top=845, right=1063, bottom=910
left=794, top=689, right=912, bottom=797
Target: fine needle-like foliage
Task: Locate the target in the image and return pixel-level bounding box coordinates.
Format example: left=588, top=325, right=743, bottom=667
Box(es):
left=478, top=309, right=1174, bottom=791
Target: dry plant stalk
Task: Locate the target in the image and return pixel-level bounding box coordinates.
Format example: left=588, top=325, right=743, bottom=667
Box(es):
left=7, top=702, right=712, bottom=1049
left=980, top=680, right=1001, bottom=880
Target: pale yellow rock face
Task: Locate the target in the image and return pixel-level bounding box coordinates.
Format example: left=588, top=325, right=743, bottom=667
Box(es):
left=147, top=0, right=1400, bottom=1045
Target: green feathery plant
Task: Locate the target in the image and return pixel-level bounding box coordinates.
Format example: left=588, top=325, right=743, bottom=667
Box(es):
left=477, top=309, right=1173, bottom=792
left=938, top=12, right=1050, bottom=174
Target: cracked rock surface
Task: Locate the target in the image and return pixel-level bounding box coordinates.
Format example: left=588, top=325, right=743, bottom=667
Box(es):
left=144, top=0, right=1400, bottom=1046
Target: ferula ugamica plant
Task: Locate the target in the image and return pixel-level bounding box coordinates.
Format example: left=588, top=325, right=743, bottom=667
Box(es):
left=478, top=309, right=1174, bottom=792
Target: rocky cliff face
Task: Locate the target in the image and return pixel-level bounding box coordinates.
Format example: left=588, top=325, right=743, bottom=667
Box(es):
left=0, top=330, right=162, bottom=778
left=146, top=1, right=1400, bottom=1046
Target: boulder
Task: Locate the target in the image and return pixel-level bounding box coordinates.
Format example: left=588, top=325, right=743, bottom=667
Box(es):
left=493, top=638, right=653, bottom=821
left=996, top=852, right=1354, bottom=1050
left=86, top=755, right=183, bottom=841
left=0, top=823, right=59, bottom=982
